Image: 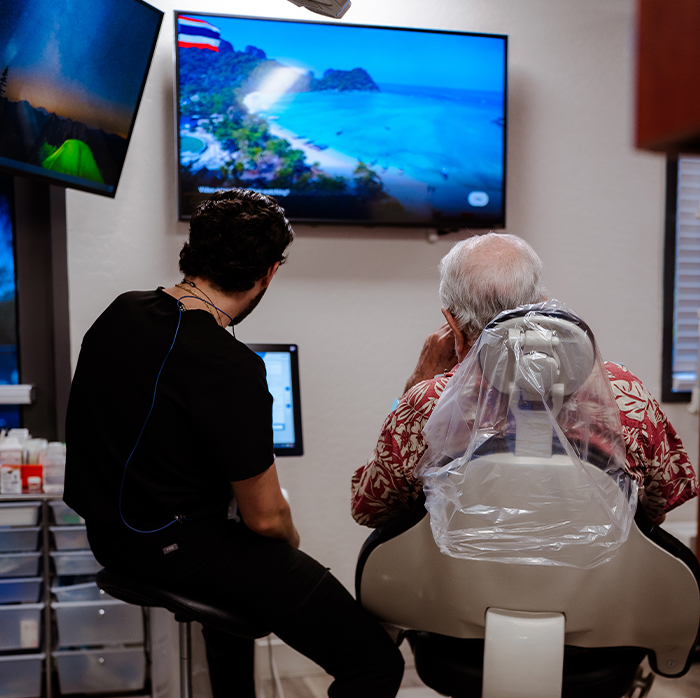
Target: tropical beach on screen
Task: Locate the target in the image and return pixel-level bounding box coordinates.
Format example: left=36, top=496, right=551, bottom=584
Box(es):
left=242, top=84, right=502, bottom=216
left=177, top=13, right=506, bottom=220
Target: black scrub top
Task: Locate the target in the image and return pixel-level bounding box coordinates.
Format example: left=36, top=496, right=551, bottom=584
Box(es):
left=64, top=289, right=274, bottom=530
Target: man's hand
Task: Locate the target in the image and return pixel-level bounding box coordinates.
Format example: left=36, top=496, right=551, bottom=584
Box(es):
left=403, top=323, right=458, bottom=394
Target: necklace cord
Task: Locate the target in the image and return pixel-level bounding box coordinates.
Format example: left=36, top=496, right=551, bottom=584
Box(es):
left=175, top=282, right=233, bottom=326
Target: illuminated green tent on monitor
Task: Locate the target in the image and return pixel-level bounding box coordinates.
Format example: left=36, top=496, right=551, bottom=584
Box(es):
left=42, top=139, right=104, bottom=184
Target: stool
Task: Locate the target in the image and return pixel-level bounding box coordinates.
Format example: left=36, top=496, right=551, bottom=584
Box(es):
left=96, top=568, right=270, bottom=698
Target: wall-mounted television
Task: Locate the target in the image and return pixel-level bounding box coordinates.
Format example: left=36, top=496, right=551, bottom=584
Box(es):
left=175, top=13, right=507, bottom=230
left=0, top=0, right=163, bottom=198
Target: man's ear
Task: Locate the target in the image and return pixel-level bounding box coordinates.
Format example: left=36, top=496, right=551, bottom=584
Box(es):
left=261, top=262, right=281, bottom=289
left=441, top=307, right=471, bottom=361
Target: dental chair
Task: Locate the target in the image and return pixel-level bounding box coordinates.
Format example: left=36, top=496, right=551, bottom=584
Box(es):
left=356, top=302, right=700, bottom=698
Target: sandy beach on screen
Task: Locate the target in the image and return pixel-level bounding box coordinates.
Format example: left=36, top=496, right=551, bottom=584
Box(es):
left=267, top=119, right=434, bottom=213
left=267, top=121, right=360, bottom=176
left=243, top=91, right=441, bottom=215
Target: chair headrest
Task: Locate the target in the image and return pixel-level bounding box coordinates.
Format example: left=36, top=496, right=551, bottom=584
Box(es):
left=478, top=307, right=596, bottom=398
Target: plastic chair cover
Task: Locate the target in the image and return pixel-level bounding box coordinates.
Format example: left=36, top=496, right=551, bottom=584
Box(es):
left=415, top=300, right=637, bottom=568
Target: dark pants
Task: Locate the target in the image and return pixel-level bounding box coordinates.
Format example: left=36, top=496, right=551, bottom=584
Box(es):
left=87, top=516, right=404, bottom=698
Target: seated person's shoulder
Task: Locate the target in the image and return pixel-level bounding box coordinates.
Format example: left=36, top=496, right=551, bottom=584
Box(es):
left=400, top=372, right=454, bottom=417
left=604, top=361, right=650, bottom=397
left=604, top=361, right=668, bottom=429
left=604, top=360, right=639, bottom=382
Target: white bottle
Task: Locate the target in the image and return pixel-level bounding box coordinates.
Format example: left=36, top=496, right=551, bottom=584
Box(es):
left=0, top=435, right=24, bottom=494
left=0, top=435, right=24, bottom=465
left=26, top=438, right=48, bottom=465
left=42, top=442, right=66, bottom=494
left=7, top=428, right=30, bottom=462
left=8, top=428, right=30, bottom=442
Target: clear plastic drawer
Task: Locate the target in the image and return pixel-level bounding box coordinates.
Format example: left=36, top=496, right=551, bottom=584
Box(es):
left=0, top=552, right=41, bottom=578
left=51, top=580, right=107, bottom=603
left=50, top=549, right=101, bottom=576
left=0, top=502, right=41, bottom=527
left=0, top=576, right=42, bottom=604
left=52, top=599, right=144, bottom=647
left=50, top=525, right=88, bottom=550
left=0, top=526, right=41, bottom=553
left=0, top=601, right=43, bottom=650
left=53, top=647, right=146, bottom=694
left=0, top=653, right=45, bottom=698
left=48, top=501, right=84, bottom=525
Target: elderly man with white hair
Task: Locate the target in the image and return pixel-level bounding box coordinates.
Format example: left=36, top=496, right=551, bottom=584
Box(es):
left=351, top=232, right=697, bottom=528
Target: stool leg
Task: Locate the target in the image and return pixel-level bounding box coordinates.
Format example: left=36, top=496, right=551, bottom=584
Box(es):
left=179, top=621, right=192, bottom=698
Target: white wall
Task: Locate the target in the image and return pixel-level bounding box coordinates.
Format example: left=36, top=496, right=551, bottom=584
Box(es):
left=65, top=0, right=698, bottom=590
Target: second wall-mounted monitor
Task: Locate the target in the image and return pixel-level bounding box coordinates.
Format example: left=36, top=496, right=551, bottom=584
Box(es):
left=176, top=13, right=507, bottom=230
left=0, top=0, right=163, bottom=197
left=246, top=343, right=303, bottom=457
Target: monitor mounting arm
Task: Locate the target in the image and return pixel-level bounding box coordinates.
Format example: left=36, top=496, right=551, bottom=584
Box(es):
left=286, top=0, right=351, bottom=19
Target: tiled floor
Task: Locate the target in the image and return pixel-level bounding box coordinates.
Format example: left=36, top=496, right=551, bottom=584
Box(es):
left=259, top=660, right=700, bottom=698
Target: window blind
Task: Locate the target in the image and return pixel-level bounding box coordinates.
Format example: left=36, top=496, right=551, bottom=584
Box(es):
left=672, top=156, right=700, bottom=392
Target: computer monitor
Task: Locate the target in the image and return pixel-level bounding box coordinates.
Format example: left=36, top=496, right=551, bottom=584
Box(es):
left=0, top=0, right=163, bottom=197
left=247, top=343, right=303, bottom=456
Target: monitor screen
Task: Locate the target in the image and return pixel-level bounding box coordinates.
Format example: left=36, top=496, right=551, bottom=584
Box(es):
left=0, top=176, right=19, bottom=429
left=175, top=13, right=507, bottom=230
left=0, top=0, right=163, bottom=197
left=247, top=343, right=303, bottom=457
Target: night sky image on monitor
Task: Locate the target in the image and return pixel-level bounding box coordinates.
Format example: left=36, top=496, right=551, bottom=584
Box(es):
left=0, top=0, right=162, bottom=196
left=0, top=176, right=19, bottom=429
left=176, top=14, right=507, bottom=229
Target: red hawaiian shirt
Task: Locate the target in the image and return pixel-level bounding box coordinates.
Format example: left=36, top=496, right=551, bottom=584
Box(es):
left=351, top=361, right=698, bottom=527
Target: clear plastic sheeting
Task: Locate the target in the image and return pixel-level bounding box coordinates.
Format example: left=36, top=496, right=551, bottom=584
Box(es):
left=416, top=300, right=637, bottom=568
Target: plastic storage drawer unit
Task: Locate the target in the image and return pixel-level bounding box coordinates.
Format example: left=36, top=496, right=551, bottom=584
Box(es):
left=0, top=576, right=42, bottom=604
left=50, top=525, right=88, bottom=550
left=0, top=552, right=41, bottom=578
left=50, top=549, right=101, bottom=576
left=0, top=602, right=43, bottom=650
left=0, top=653, right=45, bottom=698
left=53, top=647, right=146, bottom=694
left=0, top=526, right=41, bottom=552
left=52, top=599, right=144, bottom=647
left=0, top=502, right=41, bottom=527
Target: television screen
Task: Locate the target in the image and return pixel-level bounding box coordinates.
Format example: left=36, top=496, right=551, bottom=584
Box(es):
left=176, top=13, right=507, bottom=230
left=246, top=343, right=303, bottom=457
left=0, top=0, right=163, bottom=197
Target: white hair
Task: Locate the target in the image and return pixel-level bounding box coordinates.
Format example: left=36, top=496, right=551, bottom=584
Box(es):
left=439, top=232, right=544, bottom=343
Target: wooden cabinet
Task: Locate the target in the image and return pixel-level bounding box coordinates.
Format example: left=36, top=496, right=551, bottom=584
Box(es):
left=635, top=0, right=700, bottom=154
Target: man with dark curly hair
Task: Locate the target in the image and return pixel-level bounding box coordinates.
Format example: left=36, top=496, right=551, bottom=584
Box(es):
left=64, top=189, right=404, bottom=698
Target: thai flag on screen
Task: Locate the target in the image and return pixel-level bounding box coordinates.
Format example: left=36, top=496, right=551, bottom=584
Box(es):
left=178, top=15, right=221, bottom=52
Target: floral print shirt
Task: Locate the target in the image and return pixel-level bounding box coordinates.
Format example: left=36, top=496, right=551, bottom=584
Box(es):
left=351, top=361, right=698, bottom=527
